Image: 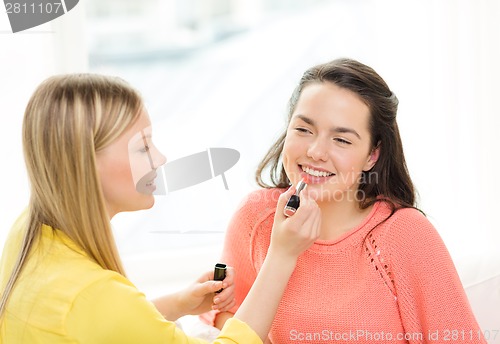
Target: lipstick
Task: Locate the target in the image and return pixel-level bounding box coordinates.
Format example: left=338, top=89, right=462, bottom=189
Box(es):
left=284, top=179, right=307, bottom=217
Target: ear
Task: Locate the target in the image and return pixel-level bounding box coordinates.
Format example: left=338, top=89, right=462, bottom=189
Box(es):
left=363, top=145, right=380, bottom=172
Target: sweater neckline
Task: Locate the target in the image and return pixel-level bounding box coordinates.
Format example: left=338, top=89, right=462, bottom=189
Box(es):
left=310, top=201, right=385, bottom=250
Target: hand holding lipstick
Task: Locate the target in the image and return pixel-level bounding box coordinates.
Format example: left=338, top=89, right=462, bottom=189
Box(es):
left=153, top=267, right=236, bottom=321
left=270, top=185, right=321, bottom=260
left=284, top=179, right=307, bottom=217
left=232, top=185, right=321, bottom=339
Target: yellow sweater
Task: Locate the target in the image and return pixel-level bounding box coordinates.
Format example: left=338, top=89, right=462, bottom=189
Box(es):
left=0, top=214, right=260, bottom=344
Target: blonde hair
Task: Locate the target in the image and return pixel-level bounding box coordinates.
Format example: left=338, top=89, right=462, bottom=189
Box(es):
left=0, top=74, right=143, bottom=317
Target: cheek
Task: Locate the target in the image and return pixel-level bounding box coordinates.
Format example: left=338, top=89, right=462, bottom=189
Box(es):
left=283, top=136, right=312, bottom=185
left=282, top=134, right=303, bottom=160
left=129, top=153, right=154, bottom=187
left=334, top=152, right=368, bottom=184
left=99, top=160, right=135, bottom=198
left=282, top=137, right=298, bottom=172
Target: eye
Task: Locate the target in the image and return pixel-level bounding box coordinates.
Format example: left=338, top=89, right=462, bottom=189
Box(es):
left=140, top=144, right=150, bottom=153
left=295, top=127, right=312, bottom=135
left=334, top=138, right=352, bottom=145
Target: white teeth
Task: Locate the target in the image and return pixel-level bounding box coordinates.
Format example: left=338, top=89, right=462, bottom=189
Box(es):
left=302, top=166, right=334, bottom=177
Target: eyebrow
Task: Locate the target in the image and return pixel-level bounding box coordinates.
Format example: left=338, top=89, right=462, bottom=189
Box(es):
left=140, top=130, right=152, bottom=141
left=141, top=130, right=154, bottom=169
left=131, top=132, right=152, bottom=144
left=295, top=114, right=361, bottom=140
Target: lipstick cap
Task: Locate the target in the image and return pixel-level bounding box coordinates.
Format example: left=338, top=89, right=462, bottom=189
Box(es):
left=214, top=263, right=227, bottom=293
left=214, top=263, right=227, bottom=281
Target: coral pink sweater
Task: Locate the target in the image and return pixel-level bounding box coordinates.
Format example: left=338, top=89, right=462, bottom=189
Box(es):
left=216, top=188, right=485, bottom=343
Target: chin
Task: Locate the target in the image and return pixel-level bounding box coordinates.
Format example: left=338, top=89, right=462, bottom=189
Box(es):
left=133, top=196, right=156, bottom=211
left=143, top=197, right=155, bottom=209
left=306, top=186, right=346, bottom=203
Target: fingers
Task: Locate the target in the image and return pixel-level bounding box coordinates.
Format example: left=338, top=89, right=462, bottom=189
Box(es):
left=196, top=279, right=236, bottom=312
left=286, top=190, right=320, bottom=229
left=302, top=191, right=322, bottom=237
left=212, top=267, right=235, bottom=311
left=195, top=267, right=236, bottom=311
left=192, top=279, right=225, bottom=298
left=269, top=189, right=321, bottom=258
left=197, top=269, right=216, bottom=283
left=212, top=287, right=236, bottom=311
left=275, top=186, right=297, bottom=220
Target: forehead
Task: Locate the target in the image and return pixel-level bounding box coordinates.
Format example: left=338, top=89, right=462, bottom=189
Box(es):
left=293, top=82, right=370, bottom=128
left=297, top=82, right=368, bottom=112
left=130, top=109, right=151, bottom=132
left=127, top=110, right=152, bottom=143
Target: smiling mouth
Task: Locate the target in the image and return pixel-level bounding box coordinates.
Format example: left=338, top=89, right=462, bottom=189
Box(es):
left=301, top=165, right=335, bottom=178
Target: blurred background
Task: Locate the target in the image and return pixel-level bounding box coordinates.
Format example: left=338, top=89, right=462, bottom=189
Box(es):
left=1, top=0, right=499, bottom=338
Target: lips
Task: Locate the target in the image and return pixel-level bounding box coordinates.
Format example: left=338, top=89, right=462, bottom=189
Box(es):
left=136, top=171, right=157, bottom=194
left=300, top=165, right=335, bottom=184
left=146, top=172, right=158, bottom=186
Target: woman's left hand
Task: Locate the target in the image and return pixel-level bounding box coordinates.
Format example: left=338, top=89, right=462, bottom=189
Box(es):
left=178, top=267, right=236, bottom=315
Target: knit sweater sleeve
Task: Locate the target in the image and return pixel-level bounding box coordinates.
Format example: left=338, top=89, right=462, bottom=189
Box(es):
left=383, top=208, right=486, bottom=343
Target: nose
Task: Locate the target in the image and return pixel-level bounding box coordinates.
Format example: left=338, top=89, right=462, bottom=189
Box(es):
left=151, top=146, right=167, bottom=169
left=307, top=137, right=329, bottom=161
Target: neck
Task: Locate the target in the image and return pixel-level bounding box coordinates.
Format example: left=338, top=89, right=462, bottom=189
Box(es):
left=316, top=194, right=373, bottom=241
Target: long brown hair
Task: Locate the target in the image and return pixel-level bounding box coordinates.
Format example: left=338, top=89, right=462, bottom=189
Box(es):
left=256, top=58, right=417, bottom=211
left=0, top=74, right=143, bottom=318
